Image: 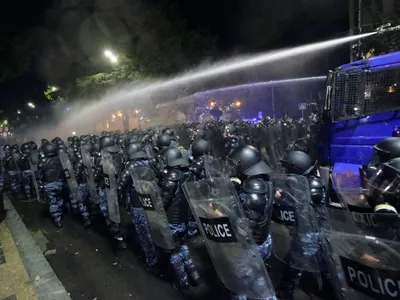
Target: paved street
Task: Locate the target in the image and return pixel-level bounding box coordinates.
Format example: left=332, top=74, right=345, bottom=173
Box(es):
left=9, top=195, right=223, bottom=300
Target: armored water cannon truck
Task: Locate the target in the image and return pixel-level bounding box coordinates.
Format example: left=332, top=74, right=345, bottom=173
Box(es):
left=320, top=51, right=400, bottom=204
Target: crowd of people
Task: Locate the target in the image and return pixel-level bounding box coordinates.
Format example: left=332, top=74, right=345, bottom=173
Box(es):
left=0, top=114, right=398, bottom=300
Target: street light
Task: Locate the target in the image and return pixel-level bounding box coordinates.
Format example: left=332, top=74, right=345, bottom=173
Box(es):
left=27, top=102, right=35, bottom=108
left=104, top=49, right=118, bottom=64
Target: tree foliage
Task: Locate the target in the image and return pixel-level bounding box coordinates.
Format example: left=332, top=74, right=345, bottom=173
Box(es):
left=75, top=55, right=146, bottom=93
left=361, top=1, right=400, bottom=58
left=74, top=0, right=218, bottom=93
left=44, top=85, right=68, bottom=102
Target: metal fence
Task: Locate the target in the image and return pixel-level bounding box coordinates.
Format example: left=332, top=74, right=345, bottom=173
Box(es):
left=331, top=67, right=400, bottom=122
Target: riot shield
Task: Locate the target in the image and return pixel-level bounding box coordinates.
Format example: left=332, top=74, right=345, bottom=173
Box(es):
left=182, top=177, right=275, bottom=298
left=130, top=166, right=174, bottom=250
left=59, top=152, right=79, bottom=204
left=81, top=148, right=99, bottom=204
left=30, top=150, right=39, bottom=166
left=101, top=151, right=121, bottom=223
left=325, top=212, right=400, bottom=300
left=331, top=169, right=369, bottom=208
left=0, top=153, right=5, bottom=186
left=12, top=152, right=22, bottom=181
left=329, top=172, right=400, bottom=241
left=203, top=156, right=231, bottom=179
left=28, top=154, right=43, bottom=203
left=270, top=174, right=320, bottom=272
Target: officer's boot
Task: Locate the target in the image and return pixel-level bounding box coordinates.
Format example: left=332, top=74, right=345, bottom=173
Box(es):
left=83, top=216, right=91, bottom=228
left=53, top=219, right=62, bottom=228
left=113, top=232, right=127, bottom=250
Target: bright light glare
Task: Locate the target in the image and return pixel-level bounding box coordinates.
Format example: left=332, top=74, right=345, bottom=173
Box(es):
left=17, top=110, right=21, bottom=114
left=27, top=102, right=35, bottom=108
left=235, top=101, right=241, bottom=107
left=135, top=109, right=140, bottom=114
left=72, top=132, right=76, bottom=135
left=104, top=50, right=118, bottom=63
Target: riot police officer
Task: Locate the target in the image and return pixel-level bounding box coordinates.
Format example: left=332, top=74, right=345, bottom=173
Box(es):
left=275, top=150, right=327, bottom=300
left=160, top=147, right=201, bottom=293
left=20, top=143, right=35, bottom=200
left=118, top=143, right=159, bottom=268
left=37, top=143, right=65, bottom=228
left=360, top=137, right=400, bottom=194
left=227, top=145, right=275, bottom=300
left=94, top=136, right=126, bottom=249
left=71, top=143, right=92, bottom=228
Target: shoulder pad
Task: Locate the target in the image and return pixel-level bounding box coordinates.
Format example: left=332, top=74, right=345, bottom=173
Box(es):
left=163, top=168, right=182, bottom=182
left=191, top=157, right=204, bottom=169
left=122, top=168, right=130, bottom=177
left=125, top=161, right=135, bottom=169
left=308, top=176, right=325, bottom=189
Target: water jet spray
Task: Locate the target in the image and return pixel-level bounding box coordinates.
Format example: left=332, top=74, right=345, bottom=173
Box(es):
left=35, top=31, right=378, bottom=139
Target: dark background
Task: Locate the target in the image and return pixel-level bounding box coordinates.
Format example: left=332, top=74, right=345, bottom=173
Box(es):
left=0, top=0, right=350, bottom=117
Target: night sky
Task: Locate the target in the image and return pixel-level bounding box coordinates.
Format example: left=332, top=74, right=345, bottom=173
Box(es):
left=0, top=0, right=349, bottom=115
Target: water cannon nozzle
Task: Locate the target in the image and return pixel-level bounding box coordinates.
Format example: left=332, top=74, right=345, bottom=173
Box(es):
left=376, top=23, right=400, bottom=34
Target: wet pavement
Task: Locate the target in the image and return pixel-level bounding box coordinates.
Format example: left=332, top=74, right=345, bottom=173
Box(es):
left=9, top=194, right=223, bottom=300
left=7, top=192, right=329, bottom=300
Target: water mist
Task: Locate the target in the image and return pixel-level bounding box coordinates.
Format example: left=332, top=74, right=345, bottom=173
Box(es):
left=33, top=31, right=375, bottom=139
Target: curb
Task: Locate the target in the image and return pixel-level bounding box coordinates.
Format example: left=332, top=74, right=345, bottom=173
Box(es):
left=4, top=197, right=72, bottom=300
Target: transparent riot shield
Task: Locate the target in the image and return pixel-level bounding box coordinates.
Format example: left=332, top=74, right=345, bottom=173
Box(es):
left=30, top=150, right=39, bottom=166
left=270, top=174, right=320, bottom=272
left=101, top=151, right=121, bottom=223
left=59, top=152, right=79, bottom=204
left=0, top=153, right=5, bottom=187
left=12, top=152, right=22, bottom=181
left=330, top=172, right=400, bottom=242
left=182, top=177, right=275, bottom=298
left=325, top=212, right=400, bottom=300
left=331, top=169, right=369, bottom=208
left=81, top=148, right=99, bottom=204
left=204, top=157, right=232, bottom=179
left=28, top=151, right=43, bottom=203
left=130, top=166, right=174, bottom=250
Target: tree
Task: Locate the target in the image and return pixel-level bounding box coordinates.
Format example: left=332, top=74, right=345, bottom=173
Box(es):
left=360, top=0, right=400, bottom=58
left=74, top=0, right=218, bottom=94
left=75, top=54, right=146, bottom=93
left=44, top=85, right=69, bottom=102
